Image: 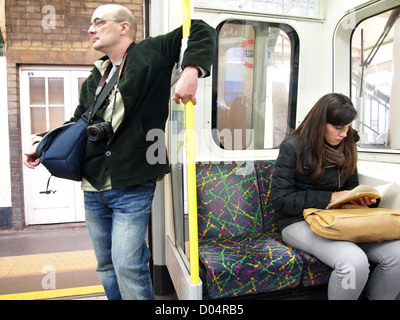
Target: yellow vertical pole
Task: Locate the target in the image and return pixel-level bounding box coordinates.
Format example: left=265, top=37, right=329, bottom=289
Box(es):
left=181, top=0, right=199, bottom=285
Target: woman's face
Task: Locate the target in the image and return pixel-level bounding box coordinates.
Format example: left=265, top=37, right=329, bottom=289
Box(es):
left=325, top=123, right=352, bottom=146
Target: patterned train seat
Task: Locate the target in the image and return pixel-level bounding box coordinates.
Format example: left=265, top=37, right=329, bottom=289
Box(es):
left=255, top=161, right=332, bottom=287
left=196, top=162, right=303, bottom=299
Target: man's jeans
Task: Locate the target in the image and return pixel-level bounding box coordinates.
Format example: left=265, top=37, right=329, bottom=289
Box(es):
left=84, top=180, right=156, bottom=300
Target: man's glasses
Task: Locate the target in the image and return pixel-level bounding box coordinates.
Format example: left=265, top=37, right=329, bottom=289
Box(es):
left=90, top=18, right=124, bottom=29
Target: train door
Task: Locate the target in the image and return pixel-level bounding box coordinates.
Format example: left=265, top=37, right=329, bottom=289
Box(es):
left=166, top=6, right=304, bottom=300
left=20, top=67, right=91, bottom=225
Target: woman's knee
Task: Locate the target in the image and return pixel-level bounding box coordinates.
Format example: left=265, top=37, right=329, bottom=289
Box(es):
left=334, top=247, right=370, bottom=285
left=368, top=240, right=400, bottom=271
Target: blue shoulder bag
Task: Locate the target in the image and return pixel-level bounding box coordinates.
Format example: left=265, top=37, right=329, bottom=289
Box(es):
left=36, top=63, right=120, bottom=181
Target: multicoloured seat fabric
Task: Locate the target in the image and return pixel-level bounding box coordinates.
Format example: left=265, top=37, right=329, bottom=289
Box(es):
left=254, top=161, right=279, bottom=234
left=255, top=160, right=332, bottom=287
left=198, top=234, right=302, bottom=298
left=197, top=162, right=263, bottom=239
left=196, top=162, right=303, bottom=298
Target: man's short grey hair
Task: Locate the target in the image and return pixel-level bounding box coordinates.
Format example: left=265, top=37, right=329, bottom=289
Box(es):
left=99, top=4, right=137, bottom=41
left=114, top=6, right=137, bottom=40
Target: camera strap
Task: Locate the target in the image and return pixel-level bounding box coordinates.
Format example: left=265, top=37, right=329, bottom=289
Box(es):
left=81, top=55, right=125, bottom=125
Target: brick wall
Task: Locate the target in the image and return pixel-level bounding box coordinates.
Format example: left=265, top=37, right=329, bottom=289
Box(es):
left=6, top=0, right=145, bottom=229
left=6, top=0, right=144, bottom=65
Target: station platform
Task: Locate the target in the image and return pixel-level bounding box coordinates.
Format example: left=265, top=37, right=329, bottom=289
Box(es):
left=0, top=223, right=105, bottom=300
left=0, top=223, right=177, bottom=300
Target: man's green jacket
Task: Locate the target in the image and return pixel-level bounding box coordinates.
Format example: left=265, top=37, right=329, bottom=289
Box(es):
left=71, top=20, right=217, bottom=190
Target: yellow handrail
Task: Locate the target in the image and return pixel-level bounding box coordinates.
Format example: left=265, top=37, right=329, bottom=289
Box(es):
left=181, top=0, right=199, bottom=285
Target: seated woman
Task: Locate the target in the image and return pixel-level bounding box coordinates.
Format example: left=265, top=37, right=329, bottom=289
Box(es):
left=271, top=93, right=400, bottom=300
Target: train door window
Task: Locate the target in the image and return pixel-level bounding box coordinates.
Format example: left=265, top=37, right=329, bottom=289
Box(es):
left=351, top=7, right=400, bottom=149
left=212, top=20, right=299, bottom=150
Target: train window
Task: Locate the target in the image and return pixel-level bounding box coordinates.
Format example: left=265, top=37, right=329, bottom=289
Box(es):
left=212, top=20, right=299, bottom=150
left=351, top=7, right=400, bottom=150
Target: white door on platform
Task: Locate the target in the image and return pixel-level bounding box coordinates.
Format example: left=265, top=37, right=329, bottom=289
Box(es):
left=20, top=67, right=91, bottom=225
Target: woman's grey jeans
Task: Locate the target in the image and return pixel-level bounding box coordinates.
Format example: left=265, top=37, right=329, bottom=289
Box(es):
left=282, top=221, right=400, bottom=300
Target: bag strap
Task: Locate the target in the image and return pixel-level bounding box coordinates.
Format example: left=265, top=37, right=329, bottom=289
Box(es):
left=81, top=62, right=122, bottom=125
left=39, top=175, right=56, bottom=194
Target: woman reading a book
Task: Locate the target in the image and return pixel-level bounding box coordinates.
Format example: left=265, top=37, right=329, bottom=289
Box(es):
left=271, top=93, right=400, bottom=300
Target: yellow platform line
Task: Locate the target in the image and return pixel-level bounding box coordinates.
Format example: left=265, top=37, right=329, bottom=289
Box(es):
left=0, top=285, right=105, bottom=300
left=0, top=250, right=97, bottom=278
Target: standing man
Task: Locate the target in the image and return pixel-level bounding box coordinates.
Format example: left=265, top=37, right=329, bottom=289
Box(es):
left=24, top=4, right=217, bottom=300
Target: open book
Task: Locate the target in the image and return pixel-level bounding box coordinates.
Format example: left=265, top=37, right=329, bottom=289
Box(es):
left=327, top=183, right=395, bottom=209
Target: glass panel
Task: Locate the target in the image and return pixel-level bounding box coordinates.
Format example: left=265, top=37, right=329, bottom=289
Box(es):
left=29, top=77, right=46, bottom=105
left=49, top=107, right=65, bottom=130
left=351, top=8, right=400, bottom=149
left=78, top=77, right=86, bottom=96
left=169, top=99, right=188, bottom=266
left=215, top=22, right=254, bottom=150
left=48, top=78, right=64, bottom=105
left=213, top=20, right=299, bottom=150
left=265, top=26, right=293, bottom=148
left=30, top=107, right=46, bottom=134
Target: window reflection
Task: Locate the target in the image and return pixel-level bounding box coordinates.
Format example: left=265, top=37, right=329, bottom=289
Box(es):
left=30, top=107, right=46, bottom=133
left=49, top=107, right=65, bottom=130
left=29, top=76, right=66, bottom=134
left=351, top=7, right=400, bottom=149
left=213, top=20, right=299, bottom=150
left=29, top=78, right=45, bottom=105
left=48, top=78, right=64, bottom=105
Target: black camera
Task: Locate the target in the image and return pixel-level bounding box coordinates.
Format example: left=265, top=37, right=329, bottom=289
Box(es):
left=87, top=122, right=114, bottom=142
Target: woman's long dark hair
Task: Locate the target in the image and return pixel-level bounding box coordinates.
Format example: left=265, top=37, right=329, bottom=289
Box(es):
left=290, top=93, right=358, bottom=181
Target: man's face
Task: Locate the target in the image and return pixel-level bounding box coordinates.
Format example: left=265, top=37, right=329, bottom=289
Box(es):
left=88, top=7, right=122, bottom=53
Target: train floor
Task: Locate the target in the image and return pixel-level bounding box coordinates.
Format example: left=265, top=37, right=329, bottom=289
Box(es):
left=0, top=223, right=175, bottom=300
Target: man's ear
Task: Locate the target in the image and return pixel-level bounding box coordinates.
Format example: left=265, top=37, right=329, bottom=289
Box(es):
left=120, top=21, right=130, bottom=35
